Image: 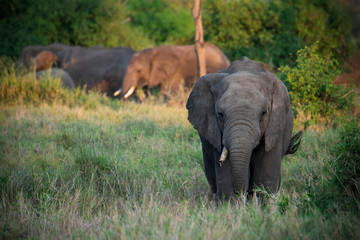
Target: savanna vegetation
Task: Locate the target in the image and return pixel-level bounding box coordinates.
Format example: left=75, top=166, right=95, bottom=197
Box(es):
left=1, top=0, right=359, bottom=239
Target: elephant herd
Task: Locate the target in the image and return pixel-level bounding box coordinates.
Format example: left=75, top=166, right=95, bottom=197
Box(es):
left=18, top=43, right=302, bottom=202
left=18, top=42, right=230, bottom=98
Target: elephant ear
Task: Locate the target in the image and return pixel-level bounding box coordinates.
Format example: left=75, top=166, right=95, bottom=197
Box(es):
left=148, top=49, right=178, bottom=88
left=262, top=72, right=291, bottom=152
left=186, top=73, right=228, bottom=152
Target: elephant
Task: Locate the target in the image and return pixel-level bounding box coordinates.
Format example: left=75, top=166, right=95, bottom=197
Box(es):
left=17, top=43, right=136, bottom=95
left=116, top=42, right=230, bottom=99
left=17, top=42, right=71, bottom=70
left=23, top=68, right=75, bottom=89
left=186, top=57, right=302, bottom=201
left=57, top=46, right=136, bottom=95
left=34, top=51, right=57, bottom=71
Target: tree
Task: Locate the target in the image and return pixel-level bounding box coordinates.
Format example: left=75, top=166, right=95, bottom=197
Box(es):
left=190, top=0, right=206, bottom=78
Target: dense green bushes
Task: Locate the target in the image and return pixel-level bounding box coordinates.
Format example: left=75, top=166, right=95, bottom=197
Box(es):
left=126, top=0, right=194, bottom=45
left=0, top=0, right=154, bottom=57
left=280, top=43, right=355, bottom=126
left=299, top=121, right=360, bottom=214
left=1, top=0, right=357, bottom=69
left=330, top=121, right=360, bottom=205
left=203, top=0, right=356, bottom=67
left=0, top=59, right=117, bottom=108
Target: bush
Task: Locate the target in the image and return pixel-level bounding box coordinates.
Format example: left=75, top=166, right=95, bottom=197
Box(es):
left=280, top=43, right=354, bottom=126
left=126, top=0, right=194, bottom=45
left=294, top=122, right=360, bottom=214
left=0, top=58, right=117, bottom=108
left=0, top=0, right=154, bottom=58
left=203, top=0, right=356, bottom=67
left=330, top=121, right=360, bottom=203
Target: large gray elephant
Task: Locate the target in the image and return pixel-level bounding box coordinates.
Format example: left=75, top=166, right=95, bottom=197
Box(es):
left=55, top=46, right=136, bottom=95
left=17, top=43, right=136, bottom=95
left=186, top=58, right=302, bottom=201
left=116, top=42, right=230, bottom=99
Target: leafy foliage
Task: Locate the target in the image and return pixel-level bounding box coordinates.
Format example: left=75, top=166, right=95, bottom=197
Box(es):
left=0, top=0, right=154, bottom=58
left=203, top=0, right=355, bottom=67
left=290, top=122, right=360, bottom=215
left=280, top=43, right=354, bottom=125
left=1, top=0, right=357, bottom=70
left=126, top=0, right=194, bottom=45
left=330, top=121, right=360, bottom=203
left=203, top=0, right=289, bottom=66
left=0, top=58, right=114, bottom=107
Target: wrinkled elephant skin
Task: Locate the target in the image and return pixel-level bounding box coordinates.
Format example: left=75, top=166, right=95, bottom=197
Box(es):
left=186, top=57, right=301, bottom=201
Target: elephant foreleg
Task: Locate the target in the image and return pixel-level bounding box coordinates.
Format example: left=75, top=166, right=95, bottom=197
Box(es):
left=200, top=135, right=217, bottom=194
left=250, top=139, right=283, bottom=195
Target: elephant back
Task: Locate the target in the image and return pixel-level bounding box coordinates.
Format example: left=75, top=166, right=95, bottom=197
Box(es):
left=204, top=43, right=230, bottom=73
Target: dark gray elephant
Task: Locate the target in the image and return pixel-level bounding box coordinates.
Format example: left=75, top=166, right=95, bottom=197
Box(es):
left=18, top=43, right=136, bottom=95
left=186, top=58, right=302, bottom=201
left=22, top=68, right=75, bottom=89
left=58, top=46, right=136, bottom=95
left=35, top=68, right=75, bottom=89
left=116, top=42, right=230, bottom=99
left=17, top=43, right=71, bottom=70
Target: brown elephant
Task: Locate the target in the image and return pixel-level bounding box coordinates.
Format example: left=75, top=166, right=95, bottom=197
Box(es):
left=186, top=57, right=302, bottom=201
left=34, top=51, right=57, bottom=71
left=116, top=43, right=230, bottom=99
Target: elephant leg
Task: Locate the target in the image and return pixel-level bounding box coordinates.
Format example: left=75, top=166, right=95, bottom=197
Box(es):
left=159, top=83, right=170, bottom=96
left=214, top=150, right=233, bottom=201
left=200, top=135, right=217, bottom=194
left=250, top=139, right=283, bottom=195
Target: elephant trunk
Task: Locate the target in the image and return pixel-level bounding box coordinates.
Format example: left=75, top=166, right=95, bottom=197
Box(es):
left=224, top=115, right=259, bottom=195
left=229, top=139, right=253, bottom=194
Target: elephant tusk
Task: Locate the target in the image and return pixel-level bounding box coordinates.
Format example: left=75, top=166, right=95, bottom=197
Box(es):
left=113, top=88, right=122, bottom=96
left=219, top=147, right=228, bottom=167
left=123, top=86, right=135, bottom=99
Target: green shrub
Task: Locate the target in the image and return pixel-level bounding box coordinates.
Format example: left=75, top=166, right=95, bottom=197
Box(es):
left=126, top=0, right=194, bottom=45
left=0, top=58, right=118, bottom=108
left=330, top=121, right=360, bottom=203
left=0, top=59, right=64, bottom=104
left=0, top=0, right=153, bottom=58
left=203, top=0, right=356, bottom=67
left=280, top=43, right=354, bottom=126
left=293, top=123, right=360, bottom=214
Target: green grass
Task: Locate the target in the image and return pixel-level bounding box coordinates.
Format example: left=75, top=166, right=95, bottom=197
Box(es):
left=0, top=65, right=359, bottom=239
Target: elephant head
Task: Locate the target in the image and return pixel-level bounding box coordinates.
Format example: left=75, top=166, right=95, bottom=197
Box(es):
left=34, top=51, right=57, bottom=71
left=114, top=49, right=156, bottom=99
left=186, top=58, right=298, bottom=199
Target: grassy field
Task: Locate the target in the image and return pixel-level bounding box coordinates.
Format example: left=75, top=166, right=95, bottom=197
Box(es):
left=0, top=70, right=359, bottom=239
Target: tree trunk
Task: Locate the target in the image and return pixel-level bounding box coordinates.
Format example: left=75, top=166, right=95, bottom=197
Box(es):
left=190, top=0, right=206, bottom=79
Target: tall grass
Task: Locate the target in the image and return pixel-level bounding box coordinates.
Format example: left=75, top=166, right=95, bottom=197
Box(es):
left=1, top=62, right=359, bottom=239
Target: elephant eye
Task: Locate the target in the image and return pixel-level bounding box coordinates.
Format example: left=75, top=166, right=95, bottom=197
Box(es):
left=137, top=69, right=141, bottom=73
left=218, top=112, right=224, bottom=119
left=261, top=110, right=267, bottom=117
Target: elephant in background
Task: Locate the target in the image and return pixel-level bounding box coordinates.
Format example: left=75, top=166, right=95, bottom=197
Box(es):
left=116, top=42, right=230, bottom=99
left=17, top=43, right=136, bottom=95
left=186, top=57, right=302, bottom=201
left=17, top=42, right=71, bottom=70
left=23, top=68, right=75, bottom=89
left=59, top=46, right=136, bottom=95
left=34, top=51, right=57, bottom=71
